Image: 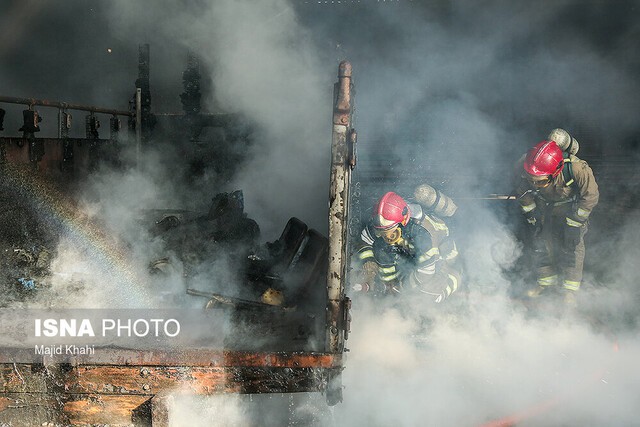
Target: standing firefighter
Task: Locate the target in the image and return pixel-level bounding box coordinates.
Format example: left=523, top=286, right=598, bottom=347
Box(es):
left=517, top=129, right=599, bottom=303
left=355, top=185, right=462, bottom=303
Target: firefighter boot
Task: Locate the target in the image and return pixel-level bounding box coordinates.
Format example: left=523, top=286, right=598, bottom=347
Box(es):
left=527, top=275, right=558, bottom=298
left=563, top=290, right=577, bottom=307
left=526, top=286, right=545, bottom=298
left=562, top=280, right=580, bottom=307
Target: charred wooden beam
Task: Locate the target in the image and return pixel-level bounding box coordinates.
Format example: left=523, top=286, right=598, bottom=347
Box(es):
left=63, top=394, right=151, bottom=426
left=1, top=361, right=341, bottom=395
left=63, top=365, right=334, bottom=395
left=1, top=364, right=339, bottom=398
left=1, top=348, right=342, bottom=425
left=324, top=60, right=355, bottom=407
left=0, top=348, right=342, bottom=368
left=0, top=393, right=66, bottom=426
left=326, top=60, right=354, bottom=355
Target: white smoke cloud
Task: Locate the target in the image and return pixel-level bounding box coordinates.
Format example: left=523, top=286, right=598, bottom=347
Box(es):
left=104, top=0, right=334, bottom=238
left=167, top=392, right=335, bottom=427
left=201, top=1, right=333, bottom=238
left=337, top=277, right=634, bottom=426
left=168, top=394, right=250, bottom=427
left=3, top=0, right=640, bottom=425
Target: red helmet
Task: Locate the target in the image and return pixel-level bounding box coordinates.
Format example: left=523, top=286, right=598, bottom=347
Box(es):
left=524, top=140, right=564, bottom=177
left=373, top=192, right=410, bottom=230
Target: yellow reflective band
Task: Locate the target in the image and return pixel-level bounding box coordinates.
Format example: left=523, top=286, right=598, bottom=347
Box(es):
left=563, top=280, right=581, bottom=291
left=358, top=250, right=374, bottom=260
left=416, top=264, right=436, bottom=275
left=418, top=247, right=440, bottom=264
left=566, top=217, right=583, bottom=227
left=447, top=274, right=459, bottom=291
left=538, top=275, right=558, bottom=287
left=445, top=244, right=459, bottom=261
left=379, top=265, right=396, bottom=274
left=417, top=254, right=433, bottom=264
left=424, top=215, right=449, bottom=232
left=576, top=208, right=590, bottom=219
left=445, top=285, right=452, bottom=296
left=562, top=159, right=574, bottom=186
left=521, top=203, right=536, bottom=213
left=380, top=273, right=399, bottom=281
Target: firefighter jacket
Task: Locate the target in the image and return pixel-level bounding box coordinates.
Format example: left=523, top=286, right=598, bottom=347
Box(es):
left=516, top=154, right=599, bottom=289
left=357, top=206, right=461, bottom=302
left=517, top=154, right=599, bottom=224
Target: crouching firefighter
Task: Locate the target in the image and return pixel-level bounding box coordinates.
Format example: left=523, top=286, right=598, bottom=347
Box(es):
left=355, top=187, right=462, bottom=303
left=516, top=129, right=599, bottom=303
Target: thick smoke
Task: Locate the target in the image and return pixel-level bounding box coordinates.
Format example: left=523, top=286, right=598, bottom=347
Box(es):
left=104, top=0, right=334, bottom=238
left=326, top=2, right=640, bottom=426
left=2, top=0, right=640, bottom=425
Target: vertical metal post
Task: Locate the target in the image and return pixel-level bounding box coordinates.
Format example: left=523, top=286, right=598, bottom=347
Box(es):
left=137, top=44, right=152, bottom=142
left=135, top=88, right=142, bottom=167
left=326, top=61, right=353, bottom=354
left=57, top=108, right=62, bottom=139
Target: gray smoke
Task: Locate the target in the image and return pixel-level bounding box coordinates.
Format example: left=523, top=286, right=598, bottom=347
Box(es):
left=2, top=0, right=640, bottom=425
left=105, top=0, right=334, bottom=238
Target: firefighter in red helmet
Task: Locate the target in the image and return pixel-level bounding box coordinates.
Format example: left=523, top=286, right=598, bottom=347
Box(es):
left=516, top=134, right=599, bottom=304
left=355, top=190, right=462, bottom=303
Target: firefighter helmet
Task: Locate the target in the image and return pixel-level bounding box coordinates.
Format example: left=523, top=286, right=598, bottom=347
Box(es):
left=373, top=192, right=411, bottom=230
left=524, top=140, right=564, bottom=177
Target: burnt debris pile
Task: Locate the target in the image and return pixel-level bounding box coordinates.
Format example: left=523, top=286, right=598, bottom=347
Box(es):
left=145, top=190, right=329, bottom=351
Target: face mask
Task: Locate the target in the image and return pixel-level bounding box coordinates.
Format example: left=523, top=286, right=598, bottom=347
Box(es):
left=375, top=226, right=403, bottom=245
left=528, top=175, right=552, bottom=189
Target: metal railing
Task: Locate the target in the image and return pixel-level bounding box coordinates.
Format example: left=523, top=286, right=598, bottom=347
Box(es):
left=0, top=93, right=141, bottom=162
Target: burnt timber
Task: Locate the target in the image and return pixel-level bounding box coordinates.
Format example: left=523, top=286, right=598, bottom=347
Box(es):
left=0, top=56, right=355, bottom=424
left=0, top=349, right=342, bottom=426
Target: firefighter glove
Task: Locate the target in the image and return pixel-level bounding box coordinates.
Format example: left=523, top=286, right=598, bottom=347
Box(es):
left=351, top=283, right=370, bottom=293
left=418, top=288, right=447, bottom=303
left=564, top=217, right=583, bottom=248
left=524, top=209, right=542, bottom=235
left=377, top=277, right=401, bottom=296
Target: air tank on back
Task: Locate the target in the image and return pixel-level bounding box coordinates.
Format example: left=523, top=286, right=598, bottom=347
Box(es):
left=413, top=183, right=457, bottom=217
left=548, top=128, right=579, bottom=155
